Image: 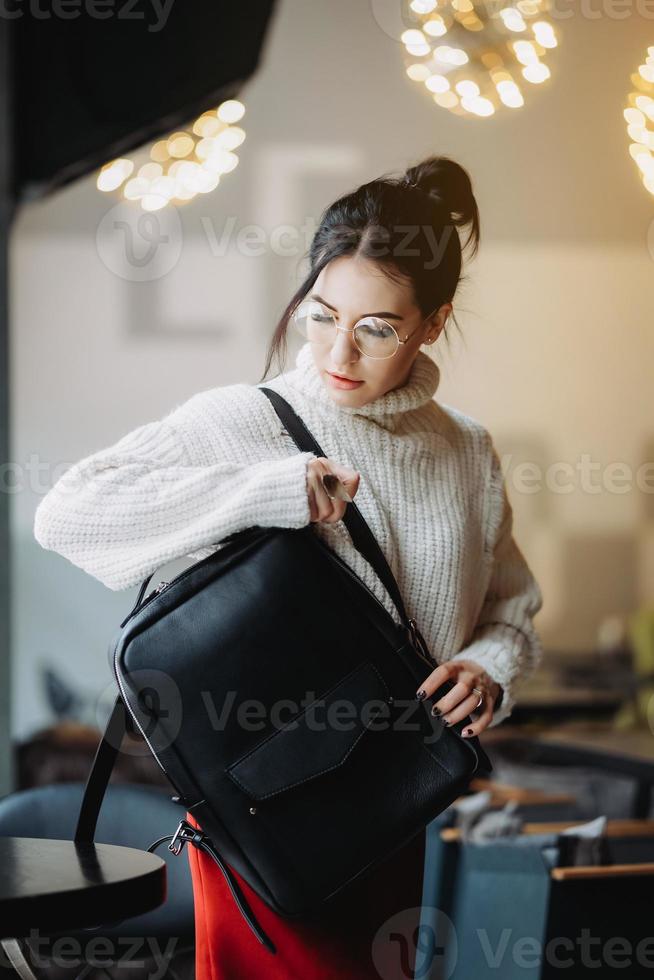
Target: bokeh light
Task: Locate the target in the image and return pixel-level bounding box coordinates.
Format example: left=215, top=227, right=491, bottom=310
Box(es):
left=96, top=99, right=246, bottom=210
left=625, top=46, right=654, bottom=197
left=402, top=1, right=559, bottom=118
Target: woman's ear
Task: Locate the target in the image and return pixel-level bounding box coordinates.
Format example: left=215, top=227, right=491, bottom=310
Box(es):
left=424, top=302, right=452, bottom=344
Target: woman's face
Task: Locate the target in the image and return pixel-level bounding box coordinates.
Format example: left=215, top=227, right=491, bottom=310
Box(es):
left=305, top=256, right=451, bottom=409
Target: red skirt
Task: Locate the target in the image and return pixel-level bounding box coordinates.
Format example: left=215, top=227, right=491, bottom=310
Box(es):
left=185, top=810, right=426, bottom=979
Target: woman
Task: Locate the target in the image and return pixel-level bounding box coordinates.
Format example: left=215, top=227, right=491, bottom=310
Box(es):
left=34, top=154, right=543, bottom=978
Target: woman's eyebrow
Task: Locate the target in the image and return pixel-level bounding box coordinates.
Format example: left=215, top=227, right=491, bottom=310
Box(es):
left=310, top=293, right=405, bottom=321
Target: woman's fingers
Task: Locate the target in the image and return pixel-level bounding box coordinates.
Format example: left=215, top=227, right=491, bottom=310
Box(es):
left=432, top=684, right=483, bottom=727
left=308, top=461, right=337, bottom=522
left=327, top=460, right=360, bottom=501
left=415, top=661, right=461, bottom=704
left=307, top=457, right=359, bottom=524
left=459, top=697, right=495, bottom=738
left=308, top=458, right=343, bottom=523
left=415, top=660, right=493, bottom=732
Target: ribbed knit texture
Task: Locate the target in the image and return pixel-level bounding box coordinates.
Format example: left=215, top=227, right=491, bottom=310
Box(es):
left=33, top=341, right=543, bottom=726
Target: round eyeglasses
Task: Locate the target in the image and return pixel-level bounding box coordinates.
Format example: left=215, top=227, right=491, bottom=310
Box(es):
left=291, top=300, right=434, bottom=360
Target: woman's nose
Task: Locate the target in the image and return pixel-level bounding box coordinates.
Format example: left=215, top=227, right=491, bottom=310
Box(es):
left=329, top=325, right=360, bottom=367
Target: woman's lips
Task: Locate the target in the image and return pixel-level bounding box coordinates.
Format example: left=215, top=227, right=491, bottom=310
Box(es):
left=325, top=371, right=364, bottom=390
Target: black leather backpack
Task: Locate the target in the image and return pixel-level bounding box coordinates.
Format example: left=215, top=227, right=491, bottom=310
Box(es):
left=74, top=386, right=492, bottom=955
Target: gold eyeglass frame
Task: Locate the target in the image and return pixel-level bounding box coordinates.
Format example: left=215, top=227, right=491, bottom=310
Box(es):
left=291, top=300, right=441, bottom=361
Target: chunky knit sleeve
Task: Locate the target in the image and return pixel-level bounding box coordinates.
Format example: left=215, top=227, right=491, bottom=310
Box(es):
left=448, top=439, right=544, bottom=727
left=33, top=390, right=316, bottom=592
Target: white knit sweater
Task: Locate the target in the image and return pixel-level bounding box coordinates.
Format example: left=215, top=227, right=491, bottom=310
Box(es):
left=33, top=341, right=543, bottom=727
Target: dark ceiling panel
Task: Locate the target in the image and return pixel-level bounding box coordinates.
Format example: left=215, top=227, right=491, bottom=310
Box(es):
left=13, top=0, right=278, bottom=200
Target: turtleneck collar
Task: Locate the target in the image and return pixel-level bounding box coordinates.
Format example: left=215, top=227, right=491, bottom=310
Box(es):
left=268, top=341, right=441, bottom=431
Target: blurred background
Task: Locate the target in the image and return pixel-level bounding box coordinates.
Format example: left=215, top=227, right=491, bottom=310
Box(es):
left=9, top=1, right=654, bottom=747
left=2, top=1, right=654, bottom=974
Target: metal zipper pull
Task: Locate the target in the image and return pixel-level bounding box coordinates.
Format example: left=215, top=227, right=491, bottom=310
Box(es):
left=140, top=580, right=170, bottom=606
left=407, top=618, right=433, bottom=666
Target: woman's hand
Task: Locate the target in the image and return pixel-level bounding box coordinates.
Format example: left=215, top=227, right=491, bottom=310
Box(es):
left=415, top=658, right=502, bottom=737
left=306, top=456, right=360, bottom=524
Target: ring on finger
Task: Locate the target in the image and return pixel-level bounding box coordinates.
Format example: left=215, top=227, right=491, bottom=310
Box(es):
left=322, top=473, right=351, bottom=502
left=472, top=686, right=484, bottom=710
left=321, top=474, right=337, bottom=500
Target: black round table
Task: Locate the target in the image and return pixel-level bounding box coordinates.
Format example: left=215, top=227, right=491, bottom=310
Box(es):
left=0, top=836, right=167, bottom=978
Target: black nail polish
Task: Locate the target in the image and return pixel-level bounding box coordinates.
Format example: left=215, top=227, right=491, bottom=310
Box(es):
left=416, top=690, right=426, bottom=700
left=463, top=728, right=473, bottom=737
left=431, top=705, right=441, bottom=717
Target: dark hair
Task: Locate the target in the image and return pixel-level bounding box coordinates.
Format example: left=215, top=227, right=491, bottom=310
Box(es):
left=258, top=154, right=480, bottom=382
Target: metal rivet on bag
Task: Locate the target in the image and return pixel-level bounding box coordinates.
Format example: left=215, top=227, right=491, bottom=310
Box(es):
left=249, top=806, right=257, bottom=815
left=387, top=696, right=394, bottom=705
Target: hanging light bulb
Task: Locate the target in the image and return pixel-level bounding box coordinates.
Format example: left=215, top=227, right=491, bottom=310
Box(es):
left=96, top=99, right=246, bottom=210
left=402, top=0, right=559, bottom=118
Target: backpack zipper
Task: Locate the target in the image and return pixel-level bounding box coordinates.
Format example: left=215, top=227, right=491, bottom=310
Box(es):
left=148, top=580, right=170, bottom=599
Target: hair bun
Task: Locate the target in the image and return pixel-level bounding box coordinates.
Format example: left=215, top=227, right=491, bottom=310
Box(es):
left=403, top=175, right=446, bottom=208
left=402, top=155, right=480, bottom=256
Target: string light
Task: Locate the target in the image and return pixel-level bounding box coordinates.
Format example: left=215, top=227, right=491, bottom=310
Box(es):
left=625, top=46, right=654, bottom=197
left=402, top=1, right=558, bottom=118
left=96, top=99, right=246, bottom=210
